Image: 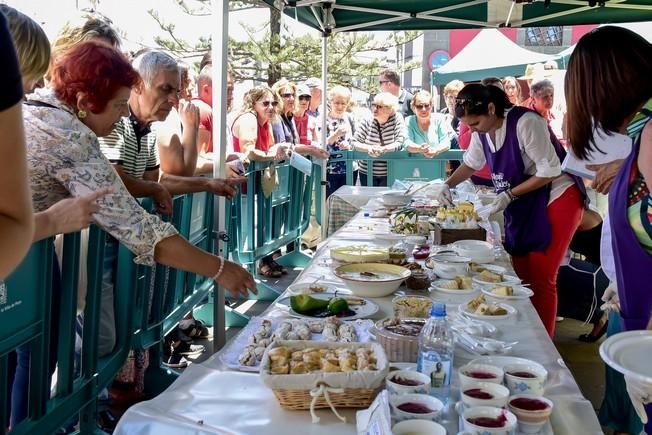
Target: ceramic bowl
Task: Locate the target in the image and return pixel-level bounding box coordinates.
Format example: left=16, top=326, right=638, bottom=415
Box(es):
left=461, top=405, right=518, bottom=435
left=392, top=419, right=446, bottom=435
left=382, top=190, right=411, bottom=206
left=385, top=370, right=430, bottom=395
left=461, top=381, right=511, bottom=409
left=508, top=394, right=554, bottom=434
left=459, top=363, right=505, bottom=387
left=503, top=363, right=547, bottom=396
left=427, top=253, right=471, bottom=278
left=334, top=263, right=410, bottom=298
left=390, top=393, right=444, bottom=422
left=453, top=240, right=495, bottom=263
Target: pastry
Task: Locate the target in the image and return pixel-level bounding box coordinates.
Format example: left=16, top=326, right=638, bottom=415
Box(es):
left=478, top=270, right=503, bottom=283
left=491, top=285, right=513, bottom=296
left=337, top=323, right=357, bottom=343
left=289, top=361, right=308, bottom=374
left=238, top=346, right=257, bottom=366
left=308, top=320, right=324, bottom=333
left=455, top=275, right=473, bottom=290
left=467, top=294, right=486, bottom=311
left=253, top=346, right=266, bottom=361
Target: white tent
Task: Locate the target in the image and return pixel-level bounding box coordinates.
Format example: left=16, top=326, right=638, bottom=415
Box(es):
left=432, top=29, right=557, bottom=85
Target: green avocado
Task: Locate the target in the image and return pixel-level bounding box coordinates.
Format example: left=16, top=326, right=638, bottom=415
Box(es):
left=327, top=297, right=349, bottom=315
left=290, top=294, right=330, bottom=314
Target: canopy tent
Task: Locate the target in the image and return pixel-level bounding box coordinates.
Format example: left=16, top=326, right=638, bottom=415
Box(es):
left=557, top=20, right=652, bottom=67
left=431, top=29, right=556, bottom=85
left=266, top=0, right=652, bottom=34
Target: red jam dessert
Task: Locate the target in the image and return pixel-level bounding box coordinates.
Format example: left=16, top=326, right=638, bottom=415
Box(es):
left=467, top=413, right=508, bottom=428
left=466, top=371, right=498, bottom=379
left=510, top=397, right=549, bottom=411
left=507, top=371, right=537, bottom=378
left=464, top=388, right=494, bottom=400
left=391, top=376, right=424, bottom=386
left=397, top=402, right=434, bottom=414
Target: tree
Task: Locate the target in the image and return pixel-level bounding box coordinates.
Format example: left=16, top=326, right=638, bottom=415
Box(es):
left=149, top=0, right=421, bottom=92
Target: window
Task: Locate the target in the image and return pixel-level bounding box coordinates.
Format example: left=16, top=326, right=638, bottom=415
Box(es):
left=525, top=26, right=563, bottom=46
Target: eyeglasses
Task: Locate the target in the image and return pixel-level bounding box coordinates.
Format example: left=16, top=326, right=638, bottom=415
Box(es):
left=299, top=95, right=311, bottom=101
left=371, top=103, right=388, bottom=110
left=415, top=104, right=431, bottom=110
left=280, top=93, right=294, bottom=98
left=260, top=101, right=279, bottom=108
left=445, top=95, right=457, bottom=101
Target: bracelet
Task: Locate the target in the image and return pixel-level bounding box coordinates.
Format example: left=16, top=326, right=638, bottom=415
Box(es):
left=212, top=256, right=225, bottom=282
left=506, top=189, right=518, bottom=201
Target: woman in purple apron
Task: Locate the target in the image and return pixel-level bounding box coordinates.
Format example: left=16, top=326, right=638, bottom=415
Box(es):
left=565, top=26, right=652, bottom=431
left=435, top=83, right=585, bottom=336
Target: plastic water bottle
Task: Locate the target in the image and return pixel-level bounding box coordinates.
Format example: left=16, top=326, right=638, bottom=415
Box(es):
left=416, top=303, right=454, bottom=405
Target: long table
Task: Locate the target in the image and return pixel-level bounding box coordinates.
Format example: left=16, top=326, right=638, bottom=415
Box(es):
left=115, top=191, right=603, bottom=435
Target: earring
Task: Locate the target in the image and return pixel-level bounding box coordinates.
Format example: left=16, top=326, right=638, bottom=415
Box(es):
left=77, top=110, right=87, bottom=119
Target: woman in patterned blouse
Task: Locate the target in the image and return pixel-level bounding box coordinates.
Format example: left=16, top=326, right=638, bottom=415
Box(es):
left=23, top=41, right=255, bottom=297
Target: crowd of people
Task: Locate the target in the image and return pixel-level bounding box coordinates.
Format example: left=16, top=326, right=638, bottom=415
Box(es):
left=0, top=3, right=651, bottom=434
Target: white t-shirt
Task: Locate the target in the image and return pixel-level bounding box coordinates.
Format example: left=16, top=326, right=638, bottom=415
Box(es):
left=463, top=109, right=574, bottom=204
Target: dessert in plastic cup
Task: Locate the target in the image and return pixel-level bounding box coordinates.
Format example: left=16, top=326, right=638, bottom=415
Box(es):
left=461, top=405, right=518, bottom=435
left=503, top=363, right=547, bottom=396
left=390, top=393, right=444, bottom=422
left=461, top=381, right=510, bottom=408
left=392, top=419, right=446, bottom=435
left=508, top=394, right=554, bottom=434
left=385, top=370, right=430, bottom=395
left=459, top=363, right=505, bottom=387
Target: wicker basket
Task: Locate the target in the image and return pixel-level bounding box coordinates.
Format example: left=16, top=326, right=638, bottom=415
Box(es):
left=272, top=383, right=378, bottom=410
left=260, top=341, right=389, bottom=411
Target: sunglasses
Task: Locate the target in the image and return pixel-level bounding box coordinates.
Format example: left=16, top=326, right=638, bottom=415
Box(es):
left=371, top=103, right=388, bottom=110
left=415, top=104, right=431, bottom=110
left=299, top=95, right=311, bottom=101
left=260, top=101, right=279, bottom=107
left=280, top=93, right=294, bottom=98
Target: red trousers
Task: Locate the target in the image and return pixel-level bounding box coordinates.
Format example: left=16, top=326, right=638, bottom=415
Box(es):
left=512, top=185, right=584, bottom=337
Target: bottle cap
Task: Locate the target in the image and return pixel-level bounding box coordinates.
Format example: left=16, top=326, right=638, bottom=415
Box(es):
left=431, top=303, right=446, bottom=317
left=363, top=212, right=370, bottom=217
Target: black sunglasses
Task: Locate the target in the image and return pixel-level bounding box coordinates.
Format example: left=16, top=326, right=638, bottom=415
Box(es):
left=415, top=104, right=431, bottom=110
left=299, top=95, right=311, bottom=101
left=260, top=101, right=279, bottom=107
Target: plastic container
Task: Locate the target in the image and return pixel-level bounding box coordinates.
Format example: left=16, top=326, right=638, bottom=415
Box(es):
left=416, top=304, right=454, bottom=405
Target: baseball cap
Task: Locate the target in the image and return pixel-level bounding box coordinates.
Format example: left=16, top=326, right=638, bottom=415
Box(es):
left=297, top=84, right=311, bottom=97
left=304, top=77, right=323, bottom=90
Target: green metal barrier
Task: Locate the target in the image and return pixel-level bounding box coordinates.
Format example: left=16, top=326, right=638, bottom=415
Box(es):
left=326, top=149, right=465, bottom=187
left=226, top=159, right=315, bottom=302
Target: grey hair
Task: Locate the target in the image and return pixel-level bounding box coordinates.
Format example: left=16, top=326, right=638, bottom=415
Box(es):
left=530, top=79, right=554, bottom=97
left=132, top=50, right=178, bottom=88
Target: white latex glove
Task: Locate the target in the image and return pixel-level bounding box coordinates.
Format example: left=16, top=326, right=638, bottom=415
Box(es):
left=432, top=183, right=453, bottom=207
left=625, top=375, right=652, bottom=424
left=600, top=282, right=620, bottom=313
left=486, top=191, right=513, bottom=215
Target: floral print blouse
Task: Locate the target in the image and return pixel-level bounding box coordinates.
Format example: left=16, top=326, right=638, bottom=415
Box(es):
left=23, top=88, right=178, bottom=266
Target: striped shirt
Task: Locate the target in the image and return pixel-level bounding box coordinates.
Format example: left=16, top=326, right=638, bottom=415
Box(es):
left=99, top=110, right=160, bottom=179
left=353, top=113, right=405, bottom=176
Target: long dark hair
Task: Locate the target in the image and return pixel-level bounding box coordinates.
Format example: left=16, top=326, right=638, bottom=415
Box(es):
left=565, top=26, right=652, bottom=159
left=454, top=83, right=513, bottom=119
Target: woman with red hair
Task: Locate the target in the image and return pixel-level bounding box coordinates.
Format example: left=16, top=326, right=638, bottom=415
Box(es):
left=24, top=41, right=256, bottom=299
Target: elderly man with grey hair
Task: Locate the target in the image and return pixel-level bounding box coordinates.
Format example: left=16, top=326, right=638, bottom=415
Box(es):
left=99, top=50, right=246, bottom=216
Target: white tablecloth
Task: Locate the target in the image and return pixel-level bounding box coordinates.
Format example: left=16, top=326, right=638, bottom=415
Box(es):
left=116, top=204, right=603, bottom=435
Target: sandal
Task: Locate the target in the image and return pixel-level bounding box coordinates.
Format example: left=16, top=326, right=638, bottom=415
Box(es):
left=178, top=318, right=212, bottom=341
left=269, top=260, right=288, bottom=275
left=257, top=262, right=281, bottom=278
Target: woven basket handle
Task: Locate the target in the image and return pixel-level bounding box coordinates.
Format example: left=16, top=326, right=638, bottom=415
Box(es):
left=309, top=381, right=347, bottom=424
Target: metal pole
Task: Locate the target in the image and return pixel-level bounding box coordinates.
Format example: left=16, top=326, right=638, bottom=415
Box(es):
left=212, top=0, right=229, bottom=350
left=320, top=33, right=329, bottom=239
